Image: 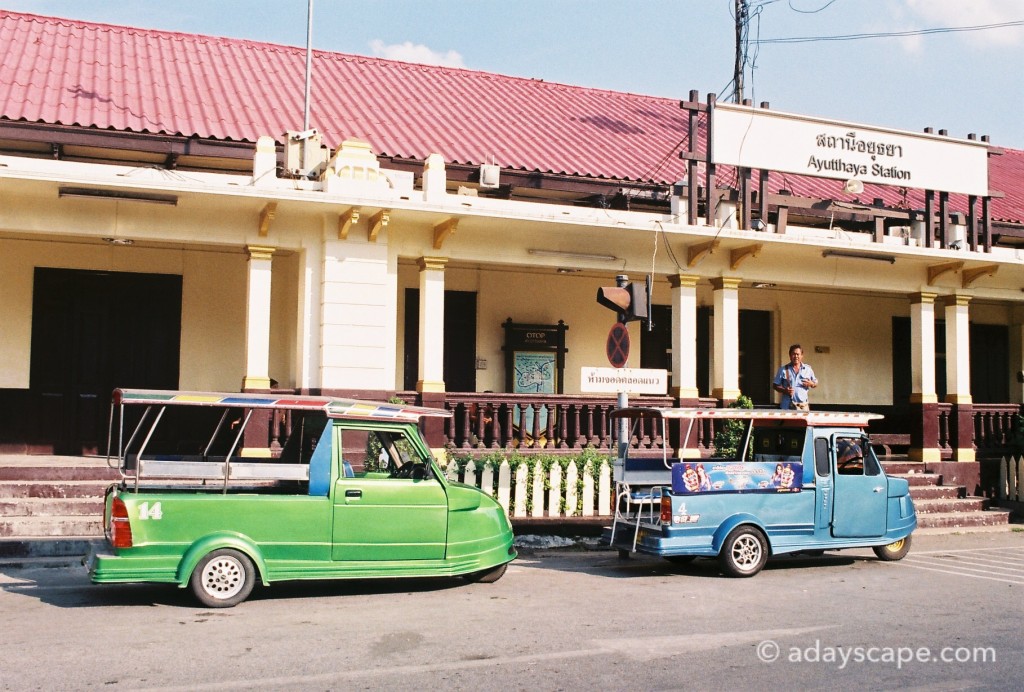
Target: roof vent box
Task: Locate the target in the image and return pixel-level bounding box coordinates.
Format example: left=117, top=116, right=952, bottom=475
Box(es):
left=479, top=164, right=500, bottom=189
left=284, top=129, right=329, bottom=178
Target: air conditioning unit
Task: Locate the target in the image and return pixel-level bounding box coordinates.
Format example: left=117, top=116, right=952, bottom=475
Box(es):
left=479, top=164, right=500, bottom=189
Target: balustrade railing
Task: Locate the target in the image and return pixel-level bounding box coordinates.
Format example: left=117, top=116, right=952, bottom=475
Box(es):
left=439, top=392, right=724, bottom=453
left=973, top=404, right=1020, bottom=457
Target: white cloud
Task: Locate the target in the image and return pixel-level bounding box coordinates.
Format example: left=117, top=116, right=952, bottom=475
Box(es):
left=368, top=39, right=466, bottom=68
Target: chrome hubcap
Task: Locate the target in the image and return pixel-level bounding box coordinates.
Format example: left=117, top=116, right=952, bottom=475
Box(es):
left=201, top=556, right=244, bottom=600
left=731, top=535, right=762, bottom=571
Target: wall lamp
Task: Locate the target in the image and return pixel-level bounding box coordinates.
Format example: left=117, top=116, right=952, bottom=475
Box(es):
left=58, top=186, right=178, bottom=206
left=527, top=249, right=618, bottom=262
left=822, top=249, right=895, bottom=264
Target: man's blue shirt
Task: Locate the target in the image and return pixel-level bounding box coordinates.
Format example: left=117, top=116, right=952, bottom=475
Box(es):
left=773, top=362, right=816, bottom=409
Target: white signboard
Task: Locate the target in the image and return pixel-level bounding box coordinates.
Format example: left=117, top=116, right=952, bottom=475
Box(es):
left=711, top=103, right=989, bottom=197
left=580, top=367, right=668, bottom=394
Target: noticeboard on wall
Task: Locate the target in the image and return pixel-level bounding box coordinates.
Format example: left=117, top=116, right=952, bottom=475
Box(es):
left=502, top=319, right=567, bottom=394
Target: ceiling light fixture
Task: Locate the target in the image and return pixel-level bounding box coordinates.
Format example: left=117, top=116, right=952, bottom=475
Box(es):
left=822, top=249, right=895, bottom=264
left=59, top=187, right=178, bottom=206
left=101, top=237, right=135, bottom=246
left=751, top=281, right=776, bottom=289
left=527, top=249, right=618, bottom=262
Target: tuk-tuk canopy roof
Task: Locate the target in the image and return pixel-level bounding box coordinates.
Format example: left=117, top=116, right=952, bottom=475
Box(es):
left=610, top=407, right=882, bottom=428
left=113, top=388, right=452, bottom=421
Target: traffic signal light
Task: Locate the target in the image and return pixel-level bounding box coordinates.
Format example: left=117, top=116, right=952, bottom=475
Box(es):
left=596, top=274, right=652, bottom=329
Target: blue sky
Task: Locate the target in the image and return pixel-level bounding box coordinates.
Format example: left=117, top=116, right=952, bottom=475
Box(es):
left=6, top=0, right=1023, bottom=147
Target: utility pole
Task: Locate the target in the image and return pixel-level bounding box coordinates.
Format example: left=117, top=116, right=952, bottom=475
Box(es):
left=734, top=0, right=747, bottom=103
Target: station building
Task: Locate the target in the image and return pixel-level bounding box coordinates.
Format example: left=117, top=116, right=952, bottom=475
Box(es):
left=1, top=10, right=1022, bottom=488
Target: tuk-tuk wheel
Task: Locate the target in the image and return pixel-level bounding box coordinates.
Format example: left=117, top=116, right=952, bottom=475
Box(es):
left=190, top=549, right=256, bottom=608
left=872, top=534, right=912, bottom=561
left=463, top=562, right=508, bottom=583
left=719, top=526, right=768, bottom=577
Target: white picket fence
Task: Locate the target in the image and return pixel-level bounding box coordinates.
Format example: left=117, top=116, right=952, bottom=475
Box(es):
left=444, top=459, right=613, bottom=518
left=998, top=455, right=1024, bottom=501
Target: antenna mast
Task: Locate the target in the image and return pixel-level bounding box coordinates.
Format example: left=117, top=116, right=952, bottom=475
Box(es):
left=303, top=0, right=314, bottom=131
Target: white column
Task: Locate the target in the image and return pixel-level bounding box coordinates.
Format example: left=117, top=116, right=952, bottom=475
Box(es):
left=669, top=273, right=699, bottom=399
left=417, top=256, right=448, bottom=393
left=319, top=236, right=396, bottom=389
left=909, top=292, right=938, bottom=403
left=944, top=294, right=972, bottom=404
left=711, top=277, right=741, bottom=400
left=294, top=241, right=323, bottom=391
left=242, top=245, right=274, bottom=390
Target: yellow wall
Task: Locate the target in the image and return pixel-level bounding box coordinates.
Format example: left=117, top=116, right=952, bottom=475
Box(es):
left=0, top=237, right=252, bottom=391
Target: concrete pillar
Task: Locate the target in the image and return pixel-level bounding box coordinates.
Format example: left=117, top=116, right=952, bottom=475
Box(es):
left=417, top=256, right=448, bottom=393
left=943, top=293, right=975, bottom=462
left=710, top=276, right=742, bottom=401
left=909, top=292, right=940, bottom=462
left=242, top=245, right=274, bottom=390
left=319, top=237, right=396, bottom=390
left=669, top=273, right=700, bottom=400
left=909, top=292, right=938, bottom=404
left=944, top=294, right=972, bottom=404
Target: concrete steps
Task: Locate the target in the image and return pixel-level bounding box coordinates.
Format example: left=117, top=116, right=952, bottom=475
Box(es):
left=884, top=461, right=1012, bottom=531
left=0, top=457, right=115, bottom=553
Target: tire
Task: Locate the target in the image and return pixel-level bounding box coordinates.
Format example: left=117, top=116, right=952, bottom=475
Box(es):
left=872, top=534, right=912, bottom=561
left=664, top=555, right=697, bottom=565
left=190, top=549, right=256, bottom=608
left=718, top=526, right=769, bottom=578
left=463, top=562, right=508, bottom=584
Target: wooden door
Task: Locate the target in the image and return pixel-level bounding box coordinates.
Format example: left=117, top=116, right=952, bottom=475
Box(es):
left=30, top=268, right=181, bottom=455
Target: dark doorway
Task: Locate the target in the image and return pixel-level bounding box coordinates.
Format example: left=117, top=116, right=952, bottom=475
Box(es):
left=30, top=268, right=182, bottom=455
left=640, top=304, right=672, bottom=387
left=694, top=307, right=772, bottom=403
left=971, top=324, right=1009, bottom=403
left=739, top=310, right=772, bottom=404
left=891, top=318, right=1006, bottom=403
left=403, top=290, right=477, bottom=392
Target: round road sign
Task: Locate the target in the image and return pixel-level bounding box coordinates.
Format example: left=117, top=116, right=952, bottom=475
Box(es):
left=606, top=322, right=630, bottom=368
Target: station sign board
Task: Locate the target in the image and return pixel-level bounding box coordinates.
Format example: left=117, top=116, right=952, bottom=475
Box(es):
left=580, top=367, right=668, bottom=394
left=711, top=102, right=989, bottom=197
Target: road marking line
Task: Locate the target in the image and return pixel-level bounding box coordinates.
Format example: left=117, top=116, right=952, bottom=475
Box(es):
left=904, top=556, right=1024, bottom=576
left=891, top=561, right=1024, bottom=585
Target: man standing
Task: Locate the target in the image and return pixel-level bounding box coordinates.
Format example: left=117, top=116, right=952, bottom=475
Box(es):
left=773, top=344, right=817, bottom=410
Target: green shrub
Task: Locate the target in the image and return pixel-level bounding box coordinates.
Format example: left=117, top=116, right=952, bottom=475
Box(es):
left=711, top=395, right=753, bottom=458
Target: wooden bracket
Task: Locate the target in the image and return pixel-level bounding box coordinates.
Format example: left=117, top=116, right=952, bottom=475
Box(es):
left=927, top=260, right=963, bottom=285
left=730, top=243, right=762, bottom=270
left=258, top=202, right=277, bottom=237
left=433, top=218, right=459, bottom=250
left=368, top=209, right=390, bottom=242
left=687, top=239, right=719, bottom=268
left=962, top=264, right=997, bottom=288
left=338, top=207, right=360, bottom=239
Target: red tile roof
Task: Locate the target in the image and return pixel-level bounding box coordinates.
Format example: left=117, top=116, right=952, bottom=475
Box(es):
left=0, top=10, right=1020, bottom=224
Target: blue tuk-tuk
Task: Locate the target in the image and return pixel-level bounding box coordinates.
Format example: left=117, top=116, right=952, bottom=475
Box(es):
left=604, top=407, right=916, bottom=576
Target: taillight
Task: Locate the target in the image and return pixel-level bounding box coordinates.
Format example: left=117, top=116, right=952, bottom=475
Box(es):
left=110, top=497, right=133, bottom=549
left=660, top=492, right=672, bottom=524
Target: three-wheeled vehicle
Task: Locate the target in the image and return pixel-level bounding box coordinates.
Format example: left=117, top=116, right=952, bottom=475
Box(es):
left=604, top=407, right=916, bottom=576
left=85, top=389, right=516, bottom=606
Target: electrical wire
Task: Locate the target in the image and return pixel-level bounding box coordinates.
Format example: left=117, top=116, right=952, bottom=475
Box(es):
left=757, top=19, right=1024, bottom=44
